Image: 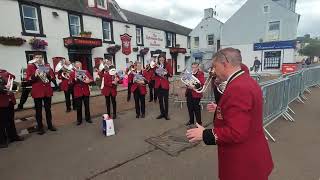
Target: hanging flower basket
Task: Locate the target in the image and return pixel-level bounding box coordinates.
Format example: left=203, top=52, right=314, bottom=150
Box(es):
left=140, top=48, right=149, bottom=56
left=80, top=31, right=92, bottom=38
left=29, top=37, right=48, bottom=50
left=107, top=45, right=121, bottom=54
left=132, top=47, right=139, bottom=52
left=0, top=36, right=26, bottom=46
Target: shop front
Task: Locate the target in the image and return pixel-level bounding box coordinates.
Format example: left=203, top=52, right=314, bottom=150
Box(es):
left=63, top=37, right=102, bottom=75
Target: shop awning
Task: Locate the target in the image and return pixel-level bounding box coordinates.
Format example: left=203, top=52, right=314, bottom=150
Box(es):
left=63, top=37, right=103, bottom=49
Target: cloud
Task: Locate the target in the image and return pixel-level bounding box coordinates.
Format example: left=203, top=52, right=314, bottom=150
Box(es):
left=116, top=0, right=320, bottom=37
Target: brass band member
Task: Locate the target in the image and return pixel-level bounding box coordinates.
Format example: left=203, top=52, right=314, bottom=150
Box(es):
left=69, top=61, right=93, bottom=125
left=26, top=52, right=57, bottom=135
left=100, top=65, right=123, bottom=119
left=16, top=67, right=32, bottom=110
left=145, top=57, right=157, bottom=102
left=185, top=62, right=205, bottom=126
left=0, top=70, right=24, bottom=148
left=125, top=61, right=135, bottom=101
left=56, top=59, right=75, bottom=112
left=128, top=62, right=148, bottom=118
left=154, top=54, right=173, bottom=120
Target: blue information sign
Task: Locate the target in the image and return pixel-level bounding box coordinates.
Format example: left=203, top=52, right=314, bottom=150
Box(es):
left=253, top=40, right=296, bottom=51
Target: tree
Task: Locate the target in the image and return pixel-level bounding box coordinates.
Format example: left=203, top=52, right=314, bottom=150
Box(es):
left=299, top=39, right=320, bottom=58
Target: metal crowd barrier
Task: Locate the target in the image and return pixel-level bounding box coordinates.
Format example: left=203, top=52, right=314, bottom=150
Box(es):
left=263, top=66, right=320, bottom=142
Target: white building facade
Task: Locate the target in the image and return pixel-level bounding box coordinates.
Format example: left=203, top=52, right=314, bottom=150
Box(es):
left=189, top=8, right=223, bottom=70
left=221, top=0, right=300, bottom=73
left=0, top=0, right=191, bottom=80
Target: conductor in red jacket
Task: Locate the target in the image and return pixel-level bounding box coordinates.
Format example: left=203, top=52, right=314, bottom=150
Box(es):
left=128, top=62, right=148, bottom=118
left=26, top=53, right=57, bottom=135
left=100, top=65, right=123, bottom=119
left=187, top=48, right=273, bottom=180
left=185, top=62, right=205, bottom=126
left=0, top=70, right=24, bottom=148
left=154, top=54, right=173, bottom=120
left=70, top=61, right=93, bottom=125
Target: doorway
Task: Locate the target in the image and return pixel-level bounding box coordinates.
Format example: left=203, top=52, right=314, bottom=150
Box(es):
left=68, top=49, right=93, bottom=75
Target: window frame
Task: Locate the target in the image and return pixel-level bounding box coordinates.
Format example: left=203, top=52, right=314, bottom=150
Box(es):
left=68, top=13, right=84, bottom=37
left=166, top=32, right=176, bottom=48
left=194, top=37, right=200, bottom=48
left=102, top=19, right=114, bottom=44
left=207, top=34, right=214, bottom=46
left=97, top=0, right=108, bottom=10
left=136, top=26, right=144, bottom=46
left=187, top=36, right=191, bottom=49
left=267, top=20, right=281, bottom=41
left=19, top=2, right=45, bottom=37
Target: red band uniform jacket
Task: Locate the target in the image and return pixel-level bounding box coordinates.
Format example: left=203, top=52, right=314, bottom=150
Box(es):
left=26, top=64, right=55, bottom=99
left=0, top=70, right=16, bottom=108
left=69, top=70, right=93, bottom=98
left=99, top=71, right=123, bottom=97
left=128, top=71, right=148, bottom=96
left=212, top=73, right=273, bottom=180
left=185, top=71, right=205, bottom=99
left=153, top=63, right=173, bottom=90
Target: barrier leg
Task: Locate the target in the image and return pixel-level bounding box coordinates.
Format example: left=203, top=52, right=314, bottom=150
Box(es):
left=297, top=97, right=305, bottom=104
left=305, top=88, right=312, bottom=94
left=264, top=128, right=276, bottom=142
left=284, top=112, right=295, bottom=122
left=288, top=107, right=296, bottom=115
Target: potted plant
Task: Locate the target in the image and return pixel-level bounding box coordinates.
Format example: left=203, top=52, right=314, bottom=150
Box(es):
left=29, top=37, right=48, bottom=50
left=132, top=47, right=139, bottom=52
left=140, top=48, right=149, bottom=56
left=107, top=45, right=121, bottom=54
left=0, top=36, right=26, bottom=46
left=80, top=31, right=92, bottom=38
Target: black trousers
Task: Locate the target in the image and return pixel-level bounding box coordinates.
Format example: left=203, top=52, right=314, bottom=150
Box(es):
left=75, top=96, right=91, bottom=122
left=18, top=88, right=31, bottom=108
left=148, top=80, right=157, bottom=101
left=64, top=87, right=74, bottom=110
left=157, top=88, right=169, bottom=116
left=134, top=90, right=145, bottom=116
left=0, top=105, right=19, bottom=145
left=105, top=96, right=116, bottom=116
left=186, top=94, right=202, bottom=125
left=127, top=83, right=132, bottom=100
left=34, top=97, right=53, bottom=130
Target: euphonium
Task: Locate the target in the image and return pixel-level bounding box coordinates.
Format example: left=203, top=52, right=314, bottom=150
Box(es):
left=180, top=69, right=202, bottom=91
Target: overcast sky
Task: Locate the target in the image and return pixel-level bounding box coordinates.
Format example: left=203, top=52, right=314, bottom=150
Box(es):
left=116, top=0, right=320, bottom=37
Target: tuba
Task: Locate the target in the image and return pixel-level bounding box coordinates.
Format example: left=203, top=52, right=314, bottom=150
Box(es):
left=37, top=64, right=50, bottom=84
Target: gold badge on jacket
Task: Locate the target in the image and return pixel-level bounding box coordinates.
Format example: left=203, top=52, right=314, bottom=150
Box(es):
left=216, top=106, right=223, bottom=120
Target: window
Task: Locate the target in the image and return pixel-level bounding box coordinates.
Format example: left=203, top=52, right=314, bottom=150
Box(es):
left=263, top=5, right=270, bottom=13
left=267, top=21, right=280, bottom=41
left=102, top=20, right=114, bottom=43
left=19, top=3, right=45, bottom=36
left=194, top=37, right=199, bottom=48
left=264, top=51, right=281, bottom=69
left=136, top=26, right=144, bottom=45
left=97, top=0, right=108, bottom=10
left=187, top=36, right=191, bottom=49
left=69, top=14, right=82, bottom=37
left=207, top=34, right=214, bottom=45
left=166, top=32, right=176, bottom=48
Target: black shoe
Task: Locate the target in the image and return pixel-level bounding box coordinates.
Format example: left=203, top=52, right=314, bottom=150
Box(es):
left=165, top=116, right=170, bottom=120
left=10, top=136, right=24, bottom=143
left=66, top=108, right=71, bottom=113
left=37, top=129, right=46, bottom=135
left=154, top=100, right=157, bottom=103
left=149, top=99, right=153, bottom=102
left=48, top=127, right=57, bottom=131
left=185, top=122, right=194, bottom=126
left=127, top=97, right=131, bottom=102
left=16, top=105, right=23, bottom=111
left=86, top=120, right=93, bottom=123
left=156, top=115, right=164, bottom=119
left=141, top=114, right=145, bottom=118
left=136, top=115, right=140, bottom=118
left=0, top=144, right=8, bottom=149
left=76, top=122, right=82, bottom=126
